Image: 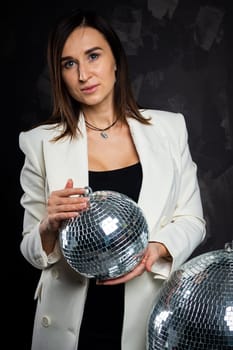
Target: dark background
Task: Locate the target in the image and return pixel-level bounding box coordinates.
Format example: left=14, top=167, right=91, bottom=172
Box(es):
left=4, top=0, right=233, bottom=348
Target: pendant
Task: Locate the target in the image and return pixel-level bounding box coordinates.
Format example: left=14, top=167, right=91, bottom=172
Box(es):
left=100, top=131, right=108, bottom=139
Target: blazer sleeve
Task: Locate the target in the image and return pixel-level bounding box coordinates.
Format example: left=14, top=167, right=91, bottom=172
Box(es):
left=150, top=113, right=206, bottom=277
left=19, top=130, right=61, bottom=270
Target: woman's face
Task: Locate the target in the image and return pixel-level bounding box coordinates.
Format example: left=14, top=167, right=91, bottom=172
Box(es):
left=61, top=26, right=116, bottom=108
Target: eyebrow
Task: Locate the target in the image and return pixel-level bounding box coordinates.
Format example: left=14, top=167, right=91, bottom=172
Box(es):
left=60, top=46, right=103, bottom=62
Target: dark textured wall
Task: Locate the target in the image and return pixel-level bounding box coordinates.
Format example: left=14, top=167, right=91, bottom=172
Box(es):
left=5, top=0, right=233, bottom=348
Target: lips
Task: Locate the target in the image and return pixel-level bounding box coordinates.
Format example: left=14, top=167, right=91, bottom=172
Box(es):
left=81, top=84, right=99, bottom=94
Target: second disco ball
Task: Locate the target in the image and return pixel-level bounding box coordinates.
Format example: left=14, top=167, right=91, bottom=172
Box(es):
left=147, top=242, right=233, bottom=350
left=59, top=188, right=149, bottom=280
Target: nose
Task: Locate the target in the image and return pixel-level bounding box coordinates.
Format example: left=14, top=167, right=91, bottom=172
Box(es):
left=78, top=62, right=90, bottom=82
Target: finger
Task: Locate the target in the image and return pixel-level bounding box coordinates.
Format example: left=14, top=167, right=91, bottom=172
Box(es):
left=145, top=255, right=158, bottom=272
left=65, top=178, right=73, bottom=189
left=53, top=196, right=89, bottom=207
left=97, top=261, right=146, bottom=285
left=48, top=202, right=87, bottom=216
left=51, top=187, right=88, bottom=198
left=49, top=211, right=80, bottom=228
left=145, top=259, right=153, bottom=272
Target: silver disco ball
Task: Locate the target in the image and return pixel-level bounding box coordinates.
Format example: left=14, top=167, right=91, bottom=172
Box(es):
left=147, top=242, right=233, bottom=350
left=59, top=188, right=149, bottom=280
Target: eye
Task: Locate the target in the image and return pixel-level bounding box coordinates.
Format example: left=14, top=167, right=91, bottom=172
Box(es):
left=62, top=60, right=77, bottom=69
left=88, top=52, right=99, bottom=61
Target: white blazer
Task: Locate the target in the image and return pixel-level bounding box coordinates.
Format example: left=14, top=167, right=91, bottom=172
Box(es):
left=19, top=109, right=206, bottom=350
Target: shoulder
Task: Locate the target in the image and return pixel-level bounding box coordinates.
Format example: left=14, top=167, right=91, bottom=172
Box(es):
left=140, top=108, right=187, bottom=140
left=19, top=124, right=61, bottom=142
left=140, top=108, right=186, bottom=127
left=19, top=124, right=62, bottom=155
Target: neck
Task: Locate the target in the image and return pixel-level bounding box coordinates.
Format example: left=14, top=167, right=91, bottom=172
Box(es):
left=84, top=117, right=118, bottom=139
left=82, top=106, right=116, bottom=127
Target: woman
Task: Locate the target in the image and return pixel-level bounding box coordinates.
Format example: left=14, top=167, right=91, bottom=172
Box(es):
left=19, top=8, right=206, bottom=350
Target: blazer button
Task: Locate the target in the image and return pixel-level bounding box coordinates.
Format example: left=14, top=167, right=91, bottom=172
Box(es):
left=41, top=316, right=51, bottom=328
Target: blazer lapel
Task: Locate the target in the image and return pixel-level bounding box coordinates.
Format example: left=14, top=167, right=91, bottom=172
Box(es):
left=128, top=117, right=176, bottom=231
left=43, top=116, right=89, bottom=192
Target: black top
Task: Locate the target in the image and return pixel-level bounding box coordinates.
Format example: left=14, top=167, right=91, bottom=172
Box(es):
left=77, top=162, right=142, bottom=350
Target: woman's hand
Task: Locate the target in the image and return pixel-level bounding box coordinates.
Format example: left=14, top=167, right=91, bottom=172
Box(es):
left=97, top=241, right=171, bottom=285
left=39, top=179, right=89, bottom=254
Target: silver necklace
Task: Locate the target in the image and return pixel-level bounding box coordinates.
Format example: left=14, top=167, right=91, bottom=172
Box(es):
left=85, top=119, right=117, bottom=139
